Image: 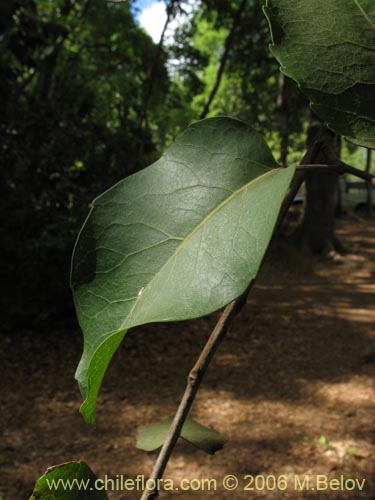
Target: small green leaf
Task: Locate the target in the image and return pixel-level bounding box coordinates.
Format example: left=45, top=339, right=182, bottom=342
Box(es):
left=71, top=117, right=295, bottom=424
left=347, top=447, right=358, bottom=455
left=264, top=0, right=375, bottom=149
left=136, top=417, right=226, bottom=455
left=318, top=435, right=327, bottom=445
left=29, top=461, right=108, bottom=500
left=137, top=420, right=172, bottom=452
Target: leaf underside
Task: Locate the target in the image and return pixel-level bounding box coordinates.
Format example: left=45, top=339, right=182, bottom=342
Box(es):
left=264, top=0, right=375, bottom=149
left=29, top=461, right=108, bottom=500
left=71, top=116, right=295, bottom=424
left=136, top=417, right=226, bottom=454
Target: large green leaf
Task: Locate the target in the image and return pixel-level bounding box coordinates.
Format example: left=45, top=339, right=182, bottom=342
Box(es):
left=71, top=117, right=295, bottom=424
left=29, top=461, right=108, bottom=500
left=264, top=0, right=375, bottom=149
left=137, top=417, right=226, bottom=454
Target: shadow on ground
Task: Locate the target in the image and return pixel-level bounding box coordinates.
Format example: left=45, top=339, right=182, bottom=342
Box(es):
left=1, top=216, right=374, bottom=499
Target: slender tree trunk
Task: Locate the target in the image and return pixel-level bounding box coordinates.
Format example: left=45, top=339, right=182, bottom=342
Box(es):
left=33, top=0, right=92, bottom=105
left=199, top=0, right=247, bottom=119
left=139, top=0, right=178, bottom=127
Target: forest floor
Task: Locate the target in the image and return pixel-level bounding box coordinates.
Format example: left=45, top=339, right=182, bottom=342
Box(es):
left=1, top=215, right=374, bottom=500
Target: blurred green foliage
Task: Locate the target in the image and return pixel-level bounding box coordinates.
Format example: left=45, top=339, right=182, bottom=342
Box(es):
left=0, top=0, right=166, bottom=328
left=1, top=0, right=372, bottom=332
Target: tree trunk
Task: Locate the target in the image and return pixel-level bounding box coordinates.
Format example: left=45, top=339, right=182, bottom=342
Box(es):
left=365, top=149, right=374, bottom=216
left=293, top=127, right=343, bottom=257
left=300, top=171, right=339, bottom=255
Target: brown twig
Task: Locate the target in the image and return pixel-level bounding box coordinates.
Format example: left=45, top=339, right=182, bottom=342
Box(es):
left=140, top=289, right=251, bottom=500
left=139, top=140, right=322, bottom=500
left=297, top=163, right=375, bottom=185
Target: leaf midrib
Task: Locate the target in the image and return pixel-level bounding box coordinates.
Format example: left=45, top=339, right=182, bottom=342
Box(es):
left=123, top=166, right=281, bottom=328
left=353, top=0, right=375, bottom=30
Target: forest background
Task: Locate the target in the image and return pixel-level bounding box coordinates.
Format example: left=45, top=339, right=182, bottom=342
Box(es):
left=1, top=0, right=373, bottom=336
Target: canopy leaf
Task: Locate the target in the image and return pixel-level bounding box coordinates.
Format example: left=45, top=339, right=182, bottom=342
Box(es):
left=264, top=0, right=375, bottom=149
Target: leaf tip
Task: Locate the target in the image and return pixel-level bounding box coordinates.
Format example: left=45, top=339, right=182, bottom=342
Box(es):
left=80, top=401, right=96, bottom=425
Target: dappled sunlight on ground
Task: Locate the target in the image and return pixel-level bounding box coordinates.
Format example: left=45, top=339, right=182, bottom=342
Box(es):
left=1, top=216, right=374, bottom=499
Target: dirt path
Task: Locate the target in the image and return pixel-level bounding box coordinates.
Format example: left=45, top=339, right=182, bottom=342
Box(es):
left=1, top=216, right=374, bottom=500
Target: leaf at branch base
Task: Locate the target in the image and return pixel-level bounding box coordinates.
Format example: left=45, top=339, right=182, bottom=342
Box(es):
left=71, top=116, right=295, bottom=424
left=29, top=461, right=108, bottom=500
left=264, top=0, right=375, bottom=150
left=136, top=417, right=226, bottom=455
